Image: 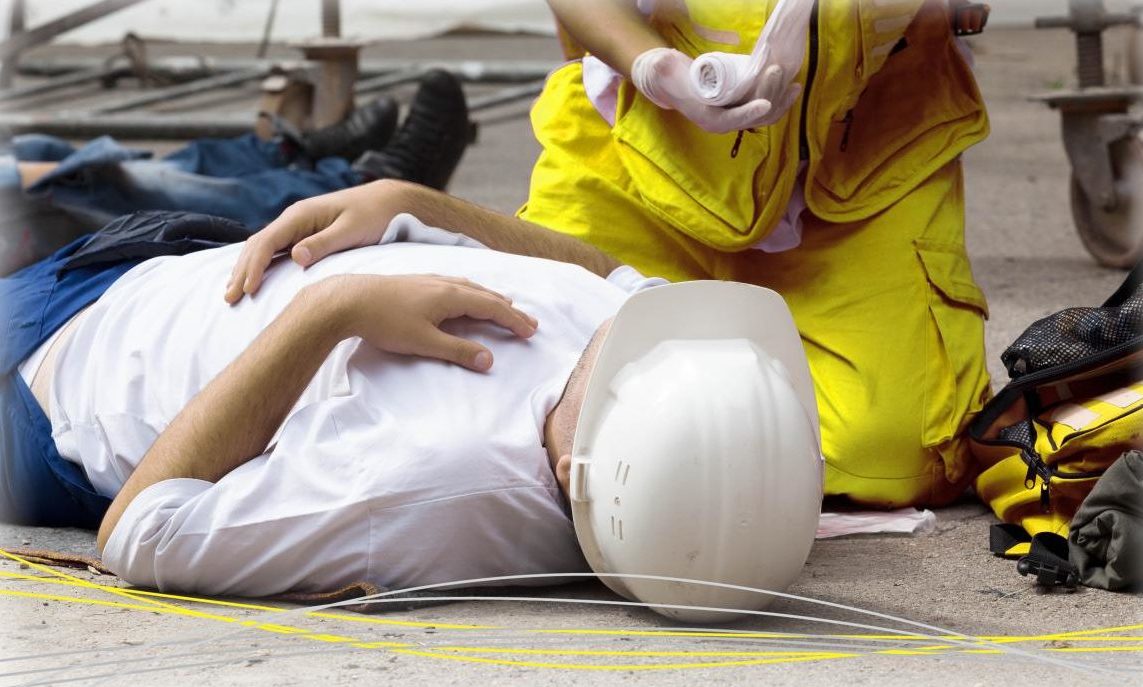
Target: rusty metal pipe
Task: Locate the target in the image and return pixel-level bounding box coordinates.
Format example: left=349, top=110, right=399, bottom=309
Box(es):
left=0, top=0, right=147, bottom=61
left=322, top=0, right=341, bottom=38
left=0, top=111, right=254, bottom=139
left=92, top=68, right=267, bottom=114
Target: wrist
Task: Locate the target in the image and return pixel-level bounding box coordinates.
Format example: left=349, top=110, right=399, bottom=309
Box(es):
left=297, top=275, right=365, bottom=343
left=631, top=47, right=680, bottom=109
left=364, top=178, right=416, bottom=242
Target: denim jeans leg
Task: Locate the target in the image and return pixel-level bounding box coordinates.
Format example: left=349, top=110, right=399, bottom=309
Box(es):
left=0, top=155, right=94, bottom=275
left=11, top=134, right=78, bottom=162
left=162, top=133, right=291, bottom=176
left=0, top=155, right=18, bottom=189
left=47, top=159, right=359, bottom=229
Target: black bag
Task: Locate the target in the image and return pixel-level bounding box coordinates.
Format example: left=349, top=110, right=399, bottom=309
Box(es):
left=968, top=262, right=1142, bottom=587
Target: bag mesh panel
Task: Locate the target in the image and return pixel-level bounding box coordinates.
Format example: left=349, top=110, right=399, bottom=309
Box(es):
left=998, top=417, right=1036, bottom=451
left=1002, top=284, right=1143, bottom=379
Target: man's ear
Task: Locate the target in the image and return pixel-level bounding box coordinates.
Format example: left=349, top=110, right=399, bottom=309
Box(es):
left=556, top=454, right=572, bottom=496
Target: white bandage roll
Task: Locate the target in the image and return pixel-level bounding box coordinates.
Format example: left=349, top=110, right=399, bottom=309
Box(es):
left=688, top=0, right=813, bottom=107
left=690, top=49, right=765, bottom=107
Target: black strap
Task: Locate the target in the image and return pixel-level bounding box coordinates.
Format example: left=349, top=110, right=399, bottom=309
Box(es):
left=991, top=518, right=1081, bottom=589
left=989, top=523, right=1031, bottom=556
left=1016, top=533, right=1080, bottom=589
left=1103, top=260, right=1142, bottom=307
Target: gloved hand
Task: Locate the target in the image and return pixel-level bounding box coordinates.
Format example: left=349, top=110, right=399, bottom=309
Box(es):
left=690, top=50, right=801, bottom=124
left=687, top=0, right=812, bottom=121
left=631, top=47, right=776, bottom=134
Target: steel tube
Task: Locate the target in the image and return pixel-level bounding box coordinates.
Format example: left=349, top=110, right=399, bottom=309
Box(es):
left=92, top=68, right=267, bottom=114
left=6, top=0, right=25, bottom=36
left=0, top=111, right=254, bottom=139
left=16, top=57, right=558, bottom=82
left=322, top=0, right=341, bottom=38
left=0, top=65, right=124, bottom=104
left=467, top=80, right=545, bottom=112
left=0, top=0, right=27, bottom=87
left=0, top=0, right=148, bottom=60
left=1076, top=32, right=1106, bottom=88
left=353, top=69, right=427, bottom=95
left=257, top=0, right=282, bottom=59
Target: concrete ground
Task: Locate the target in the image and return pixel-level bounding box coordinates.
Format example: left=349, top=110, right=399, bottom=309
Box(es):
left=1, top=27, right=1141, bottom=687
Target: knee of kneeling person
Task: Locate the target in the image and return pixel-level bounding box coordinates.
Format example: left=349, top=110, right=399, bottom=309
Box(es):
left=822, top=414, right=974, bottom=509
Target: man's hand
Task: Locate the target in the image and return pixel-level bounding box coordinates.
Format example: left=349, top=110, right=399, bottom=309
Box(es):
left=226, top=181, right=399, bottom=305
left=328, top=274, right=538, bottom=372
left=99, top=273, right=535, bottom=552
left=226, top=179, right=621, bottom=305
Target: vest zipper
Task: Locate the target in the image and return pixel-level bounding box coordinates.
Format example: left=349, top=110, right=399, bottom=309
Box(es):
left=798, top=0, right=820, bottom=162
left=839, top=109, right=854, bottom=152
left=731, top=129, right=745, bottom=158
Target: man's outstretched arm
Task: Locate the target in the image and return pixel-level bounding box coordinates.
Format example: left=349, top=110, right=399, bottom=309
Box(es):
left=224, top=180, right=621, bottom=304
left=97, top=274, right=537, bottom=552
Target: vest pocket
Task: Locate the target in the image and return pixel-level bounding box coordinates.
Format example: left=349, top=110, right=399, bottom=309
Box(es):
left=810, top=7, right=988, bottom=221
left=916, top=242, right=989, bottom=486
left=611, top=85, right=796, bottom=251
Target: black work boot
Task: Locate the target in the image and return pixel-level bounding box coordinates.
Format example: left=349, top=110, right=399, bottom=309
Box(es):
left=352, top=69, right=471, bottom=190
left=298, top=95, right=399, bottom=161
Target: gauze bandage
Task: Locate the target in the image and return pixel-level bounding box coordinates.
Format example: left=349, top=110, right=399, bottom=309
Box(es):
left=689, top=0, right=813, bottom=114
left=631, top=47, right=776, bottom=134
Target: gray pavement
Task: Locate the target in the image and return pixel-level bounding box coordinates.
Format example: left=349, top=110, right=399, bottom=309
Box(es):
left=1, top=27, right=1141, bottom=687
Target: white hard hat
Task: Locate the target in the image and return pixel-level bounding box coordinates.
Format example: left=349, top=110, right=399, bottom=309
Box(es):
left=569, top=281, right=822, bottom=623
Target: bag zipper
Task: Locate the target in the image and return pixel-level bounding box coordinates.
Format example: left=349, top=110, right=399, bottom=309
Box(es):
left=1021, top=402, right=1140, bottom=509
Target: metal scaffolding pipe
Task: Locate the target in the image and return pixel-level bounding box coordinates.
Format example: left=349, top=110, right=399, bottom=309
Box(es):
left=16, top=57, right=558, bottom=82
left=0, top=0, right=26, bottom=87
left=0, top=85, right=545, bottom=143
left=0, top=0, right=148, bottom=60
left=92, top=68, right=267, bottom=114
left=467, top=80, right=545, bottom=112
left=0, top=84, right=546, bottom=140
left=354, top=68, right=427, bottom=95
left=0, top=65, right=125, bottom=104
left=0, top=112, right=254, bottom=139
left=322, top=0, right=341, bottom=38
left=257, top=0, right=282, bottom=59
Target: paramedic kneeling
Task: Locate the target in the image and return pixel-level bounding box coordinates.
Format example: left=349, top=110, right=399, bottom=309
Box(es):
left=227, top=1, right=995, bottom=510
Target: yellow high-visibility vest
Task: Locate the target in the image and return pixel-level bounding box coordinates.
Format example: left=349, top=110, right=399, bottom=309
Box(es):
left=607, top=0, right=989, bottom=249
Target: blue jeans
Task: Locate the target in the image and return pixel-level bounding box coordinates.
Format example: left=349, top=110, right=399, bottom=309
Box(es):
left=1, top=209, right=257, bottom=527
left=0, top=237, right=141, bottom=527
left=10, top=134, right=362, bottom=230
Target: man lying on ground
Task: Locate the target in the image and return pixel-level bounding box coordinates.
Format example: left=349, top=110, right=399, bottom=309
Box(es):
left=2, top=184, right=821, bottom=605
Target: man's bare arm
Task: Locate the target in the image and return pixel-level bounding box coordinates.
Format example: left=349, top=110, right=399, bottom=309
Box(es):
left=547, top=0, right=665, bottom=79
left=98, top=274, right=537, bottom=552
left=396, top=181, right=620, bottom=275
left=225, top=180, right=620, bottom=304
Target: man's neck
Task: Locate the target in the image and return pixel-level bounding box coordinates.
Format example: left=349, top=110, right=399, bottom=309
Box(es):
left=544, top=395, right=571, bottom=476
left=544, top=366, right=585, bottom=480
left=543, top=318, right=608, bottom=491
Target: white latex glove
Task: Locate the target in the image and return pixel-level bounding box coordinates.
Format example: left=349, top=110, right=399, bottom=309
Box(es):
left=690, top=51, right=801, bottom=122
left=688, top=0, right=813, bottom=122
left=631, top=47, right=776, bottom=134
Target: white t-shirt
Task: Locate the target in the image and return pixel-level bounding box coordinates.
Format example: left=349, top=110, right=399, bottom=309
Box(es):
left=45, top=214, right=663, bottom=596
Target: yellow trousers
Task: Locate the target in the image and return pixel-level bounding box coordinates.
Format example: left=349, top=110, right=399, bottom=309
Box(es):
left=519, top=63, right=992, bottom=508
